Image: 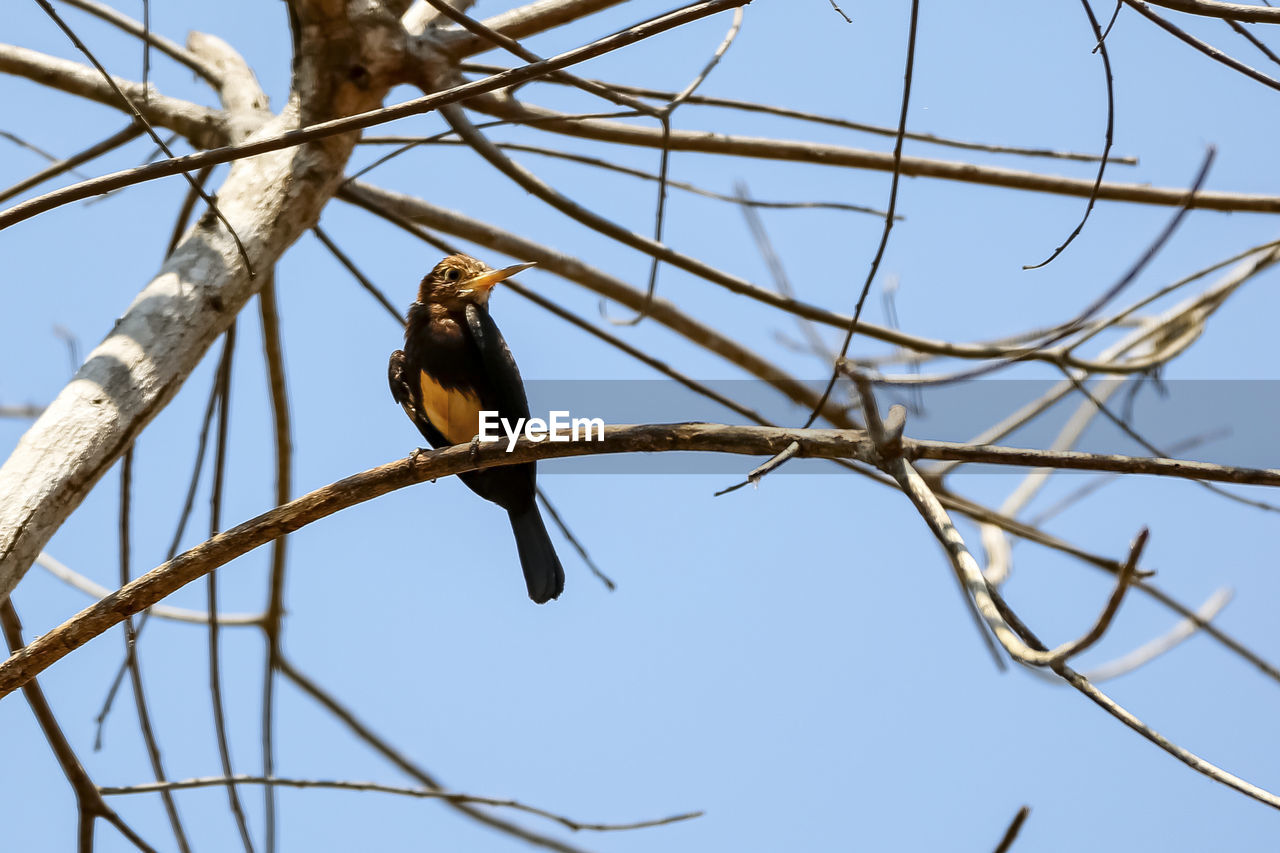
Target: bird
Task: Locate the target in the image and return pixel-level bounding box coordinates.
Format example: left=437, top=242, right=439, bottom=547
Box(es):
left=388, top=254, right=565, bottom=604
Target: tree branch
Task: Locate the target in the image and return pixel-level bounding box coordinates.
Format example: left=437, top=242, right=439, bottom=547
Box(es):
left=467, top=92, right=1280, bottom=212
left=3, top=421, right=1279, bottom=697
left=1134, top=0, right=1280, bottom=23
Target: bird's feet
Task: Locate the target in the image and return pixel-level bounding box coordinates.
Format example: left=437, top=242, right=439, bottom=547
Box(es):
left=469, top=435, right=482, bottom=462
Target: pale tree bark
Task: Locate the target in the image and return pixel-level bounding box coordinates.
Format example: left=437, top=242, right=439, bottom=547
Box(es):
left=0, top=1, right=409, bottom=603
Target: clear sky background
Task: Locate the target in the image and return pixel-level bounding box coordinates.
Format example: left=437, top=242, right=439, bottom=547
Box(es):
left=3, top=1, right=1280, bottom=851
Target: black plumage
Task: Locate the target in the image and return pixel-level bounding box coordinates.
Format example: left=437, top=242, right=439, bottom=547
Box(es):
left=389, top=254, right=565, bottom=604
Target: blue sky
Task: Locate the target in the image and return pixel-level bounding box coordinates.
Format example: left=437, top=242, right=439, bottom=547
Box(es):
left=3, top=1, right=1280, bottom=851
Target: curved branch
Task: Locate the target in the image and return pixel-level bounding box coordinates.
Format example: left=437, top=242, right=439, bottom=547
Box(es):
left=459, top=62, right=1139, bottom=164
left=1124, top=1, right=1280, bottom=90
left=467, top=93, right=1280, bottom=212
left=0, top=43, right=227, bottom=148
left=57, top=0, right=224, bottom=84
left=1135, top=0, right=1280, bottom=23
left=435, top=0, right=630, bottom=55
left=4, top=421, right=1280, bottom=697
left=100, top=775, right=699, bottom=833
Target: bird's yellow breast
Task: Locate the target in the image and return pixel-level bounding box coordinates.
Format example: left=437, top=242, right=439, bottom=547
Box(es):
left=419, top=370, right=482, bottom=445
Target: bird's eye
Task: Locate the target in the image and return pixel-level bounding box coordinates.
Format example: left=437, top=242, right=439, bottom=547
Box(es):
left=446, top=268, right=461, bottom=282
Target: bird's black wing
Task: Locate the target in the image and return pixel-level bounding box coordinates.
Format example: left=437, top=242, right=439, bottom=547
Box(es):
left=465, top=303, right=532, bottom=421
left=388, top=348, right=451, bottom=450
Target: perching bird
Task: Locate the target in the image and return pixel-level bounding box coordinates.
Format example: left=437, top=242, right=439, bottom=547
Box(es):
left=388, top=254, right=565, bottom=603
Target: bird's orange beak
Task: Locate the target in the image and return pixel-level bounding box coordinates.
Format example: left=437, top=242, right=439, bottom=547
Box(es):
left=465, top=261, right=537, bottom=293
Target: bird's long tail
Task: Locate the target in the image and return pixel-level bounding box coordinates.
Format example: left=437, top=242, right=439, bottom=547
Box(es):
left=508, top=503, right=566, bottom=604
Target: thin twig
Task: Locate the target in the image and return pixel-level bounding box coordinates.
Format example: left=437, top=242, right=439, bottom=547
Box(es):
left=988, top=589, right=1280, bottom=811
left=164, top=166, right=215, bottom=258
left=94, top=168, right=231, bottom=743
left=460, top=63, right=1140, bottom=164
left=359, top=136, right=889, bottom=215
left=1023, top=0, right=1114, bottom=269
left=1227, top=18, right=1280, bottom=69
left=0, top=121, right=143, bottom=206
left=1123, top=1, right=1280, bottom=90
left=536, top=488, right=614, bottom=589
left=608, top=7, right=744, bottom=326
left=1131, top=0, right=1280, bottom=23
left=118, top=449, right=192, bottom=852
left=258, top=275, right=294, bottom=853
left=31, top=0, right=253, bottom=275
left=279, top=658, right=598, bottom=853
left=1084, top=587, right=1232, bottom=681
left=1059, top=371, right=1280, bottom=513
left=56, top=0, right=223, bottom=84
left=35, top=552, right=260, bottom=625
left=1, top=600, right=158, bottom=853
left=205, top=327, right=256, bottom=852
left=0, top=404, right=45, bottom=418
left=313, top=227, right=402, bottom=319
left=802, top=0, right=920, bottom=427
left=99, top=774, right=701, bottom=832
left=868, top=148, right=1217, bottom=386
left=993, top=806, right=1030, bottom=853
left=714, top=440, right=801, bottom=496
left=736, top=180, right=834, bottom=362
left=419, top=0, right=660, bottom=117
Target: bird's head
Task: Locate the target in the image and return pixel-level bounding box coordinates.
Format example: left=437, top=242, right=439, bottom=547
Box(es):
left=417, top=254, right=536, bottom=309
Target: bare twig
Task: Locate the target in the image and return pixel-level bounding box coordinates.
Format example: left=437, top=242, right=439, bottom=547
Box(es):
left=536, top=487, right=615, bottom=590
left=608, top=6, right=743, bottom=326
left=0, top=404, right=45, bottom=419
left=1, top=599, right=158, bottom=853
left=257, top=274, right=293, bottom=853
left=95, top=360, right=229, bottom=743
left=467, top=93, right=1280, bottom=211
left=460, top=63, right=1140, bottom=164
left=0, top=121, right=143, bottom=206
left=988, top=589, right=1280, bottom=811
left=56, top=0, right=223, bottom=84
left=714, top=440, right=801, bottom=496
left=1123, top=1, right=1280, bottom=89
left=32, top=0, right=253, bottom=275
left=1131, top=0, right=1280, bottom=23
left=1084, top=588, right=1233, bottom=681
left=1227, top=18, right=1280, bottom=69
left=118, top=449, right=192, bottom=852
left=99, top=775, right=701, bottom=833
left=419, top=0, right=660, bottom=117
left=804, top=0, right=919, bottom=429
left=204, top=328, right=256, bottom=852
left=1023, top=0, right=1114, bottom=269
left=993, top=806, right=1030, bottom=853
left=279, top=658, right=598, bottom=853
left=313, top=226, right=402, bottom=319
left=34, top=552, right=260, bottom=625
